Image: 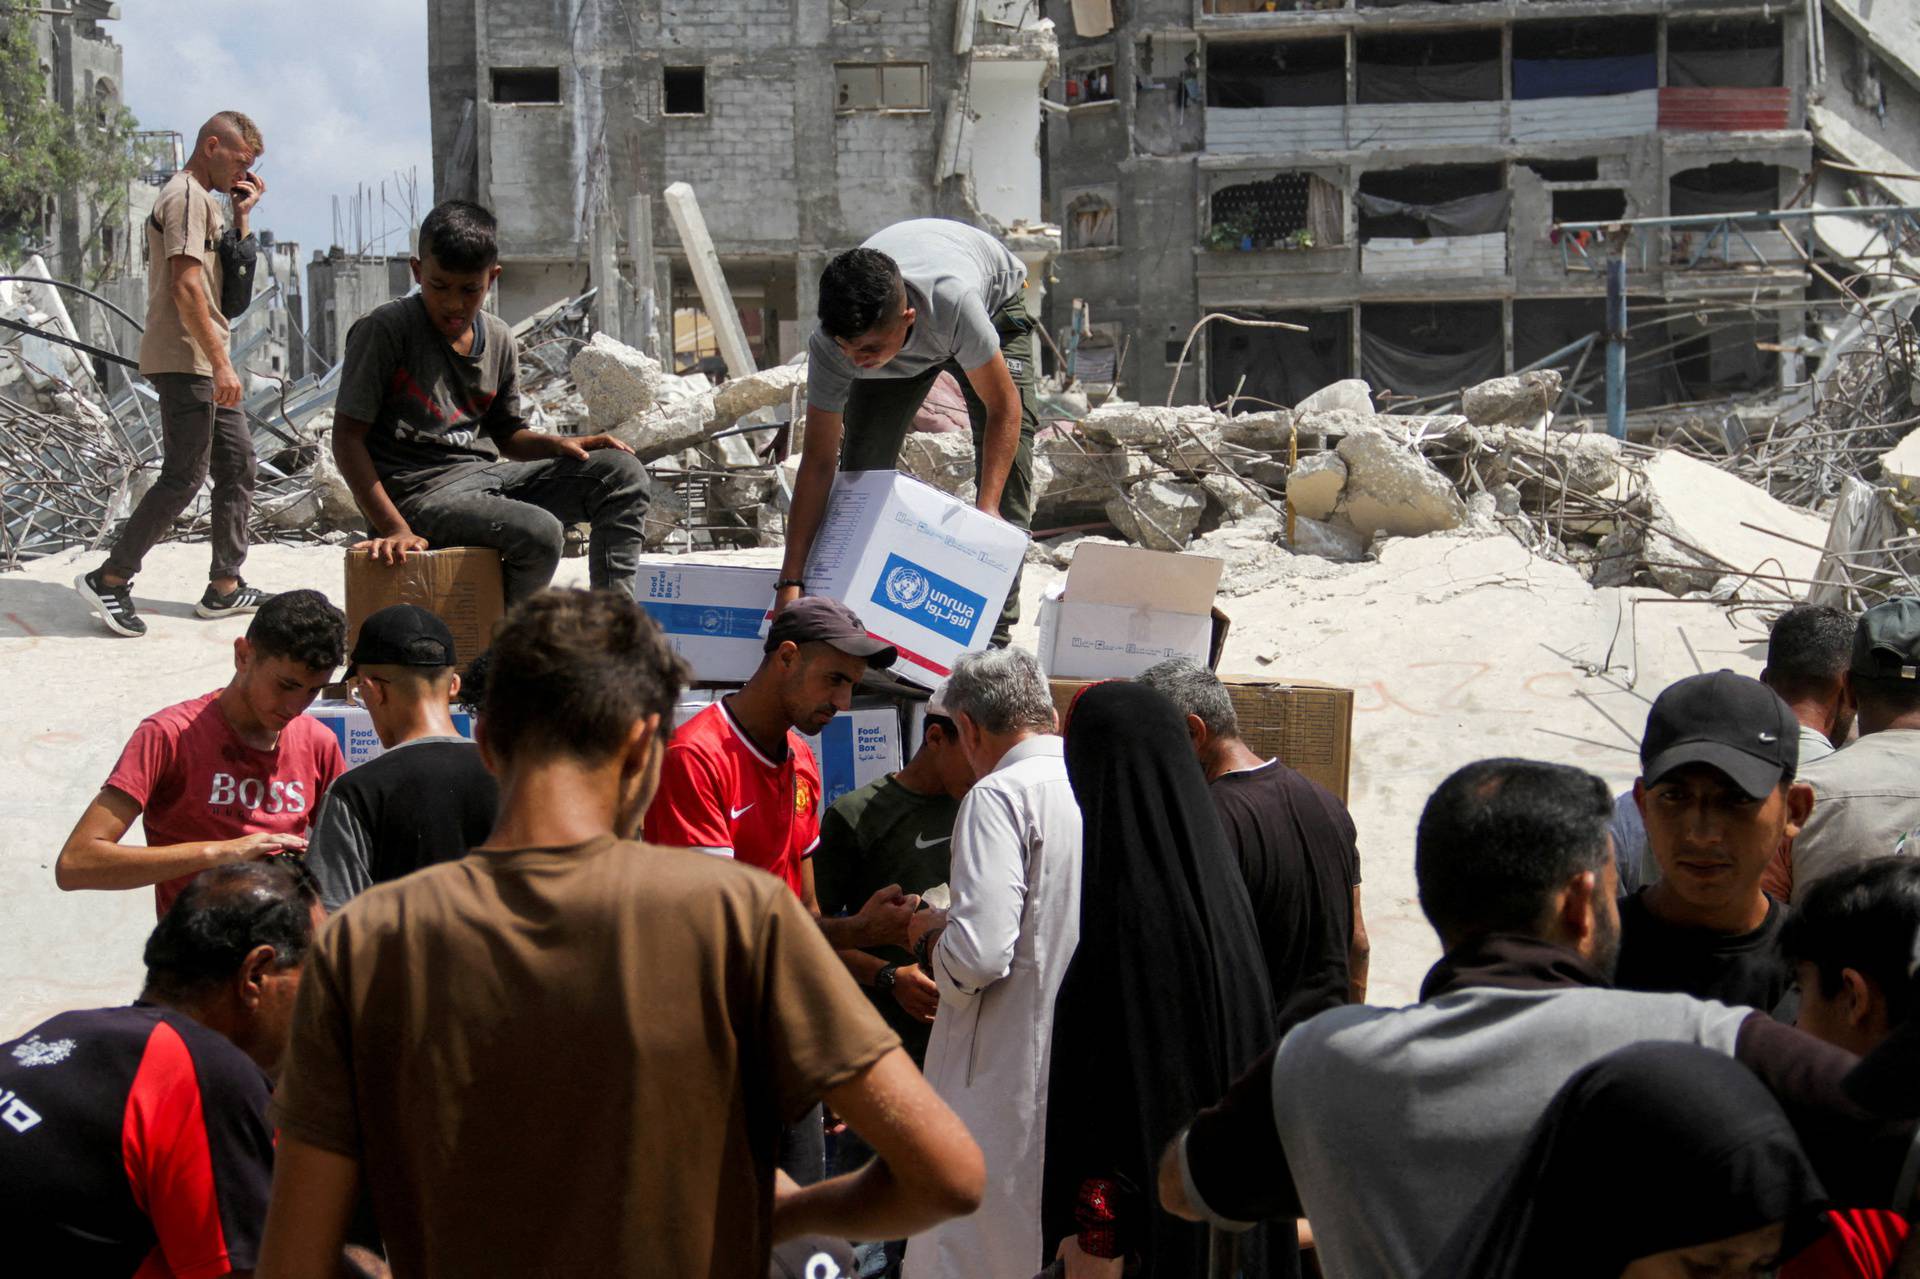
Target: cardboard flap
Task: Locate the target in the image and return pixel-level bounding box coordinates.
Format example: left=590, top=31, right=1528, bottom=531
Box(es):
left=1064, top=543, right=1222, bottom=614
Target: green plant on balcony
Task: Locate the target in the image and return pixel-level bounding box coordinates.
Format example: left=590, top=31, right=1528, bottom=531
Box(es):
left=1205, top=215, right=1255, bottom=251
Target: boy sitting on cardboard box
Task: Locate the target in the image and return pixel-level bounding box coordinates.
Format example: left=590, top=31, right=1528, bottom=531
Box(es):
left=330, top=199, right=651, bottom=604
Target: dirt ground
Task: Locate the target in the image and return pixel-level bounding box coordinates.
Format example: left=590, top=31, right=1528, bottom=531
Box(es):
left=0, top=532, right=1767, bottom=1037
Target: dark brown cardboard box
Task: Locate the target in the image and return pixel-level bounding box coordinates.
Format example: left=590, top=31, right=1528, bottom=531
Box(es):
left=343, top=548, right=505, bottom=669
left=1049, top=675, right=1354, bottom=801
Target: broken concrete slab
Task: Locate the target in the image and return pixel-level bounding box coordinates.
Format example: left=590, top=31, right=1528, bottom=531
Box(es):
left=1286, top=451, right=1347, bottom=522
left=570, top=333, right=663, bottom=431
left=1591, top=452, right=1828, bottom=595
left=1107, top=479, right=1206, bottom=551
left=1288, top=514, right=1370, bottom=563
left=1293, top=378, right=1373, bottom=415
left=1147, top=424, right=1229, bottom=473
left=710, top=362, right=807, bottom=427
left=1219, top=409, right=1295, bottom=451
left=1038, top=436, right=1153, bottom=500
left=1081, top=403, right=1221, bottom=449
left=1461, top=370, right=1563, bottom=428
left=1334, top=427, right=1468, bottom=538
left=609, top=392, right=718, bottom=461
left=1200, top=473, right=1269, bottom=522
left=307, top=431, right=364, bottom=527
left=1481, top=426, right=1623, bottom=497
left=1882, top=426, right=1920, bottom=490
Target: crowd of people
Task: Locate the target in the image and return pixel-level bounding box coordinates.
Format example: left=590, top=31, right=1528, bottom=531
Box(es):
left=11, top=109, right=1920, bottom=1279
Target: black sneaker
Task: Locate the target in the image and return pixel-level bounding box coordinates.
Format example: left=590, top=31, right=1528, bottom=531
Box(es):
left=195, top=579, right=276, bottom=619
left=75, top=569, right=146, bottom=637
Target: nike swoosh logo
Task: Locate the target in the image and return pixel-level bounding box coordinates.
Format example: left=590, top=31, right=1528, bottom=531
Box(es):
left=914, top=833, right=950, bottom=849
left=731, top=804, right=754, bottom=820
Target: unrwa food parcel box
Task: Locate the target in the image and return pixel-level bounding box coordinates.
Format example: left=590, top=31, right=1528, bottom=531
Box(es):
left=1035, top=543, right=1225, bottom=680
left=669, top=692, right=902, bottom=807
left=800, top=470, right=1028, bottom=689
left=306, top=701, right=476, bottom=769
left=635, top=562, right=778, bottom=684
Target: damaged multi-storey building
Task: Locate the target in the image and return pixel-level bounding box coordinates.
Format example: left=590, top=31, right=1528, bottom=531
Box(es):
left=1047, top=0, right=1920, bottom=421
left=423, top=0, right=1060, bottom=366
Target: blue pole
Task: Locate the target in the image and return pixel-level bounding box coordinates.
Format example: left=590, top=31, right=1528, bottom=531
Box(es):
left=1605, top=254, right=1628, bottom=440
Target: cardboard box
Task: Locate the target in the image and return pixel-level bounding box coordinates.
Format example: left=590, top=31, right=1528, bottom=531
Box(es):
left=635, top=561, right=777, bottom=683
left=800, top=470, right=1029, bottom=688
left=1049, top=676, right=1354, bottom=801
left=1035, top=543, right=1225, bottom=680
left=344, top=548, right=504, bottom=669
left=306, top=701, right=476, bottom=769
left=816, top=701, right=905, bottom=806
left=669, top=692, right=903, bottom=808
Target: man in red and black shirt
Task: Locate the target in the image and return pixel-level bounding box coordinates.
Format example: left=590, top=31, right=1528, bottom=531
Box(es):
left=0, top=859, right=323, bottom=1276
left=646, top=596, right=906, bottom=1184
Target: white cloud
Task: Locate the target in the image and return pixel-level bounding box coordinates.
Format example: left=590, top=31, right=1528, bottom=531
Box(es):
left=113, top=0, right=433, bottom=262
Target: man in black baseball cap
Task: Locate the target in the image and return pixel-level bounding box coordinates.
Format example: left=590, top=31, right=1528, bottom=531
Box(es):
left=645, top=595, right=907, bottom=1186
left=1613, top=670, right=1813, bottom=1010
left=305, top=603, right=498, bottom=908
left=1787, top=598, right=1920, bottom=904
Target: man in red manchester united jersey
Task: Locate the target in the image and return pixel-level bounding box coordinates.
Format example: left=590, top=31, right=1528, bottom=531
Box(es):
left=646, top=595, right=910, bottom=1184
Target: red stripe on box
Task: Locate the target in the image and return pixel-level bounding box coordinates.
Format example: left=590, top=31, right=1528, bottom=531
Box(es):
left=877, top=631, right=951, bottom=678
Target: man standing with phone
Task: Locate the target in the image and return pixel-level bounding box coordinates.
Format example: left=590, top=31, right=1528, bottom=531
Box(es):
left=77, top=111, right=274, bottom=638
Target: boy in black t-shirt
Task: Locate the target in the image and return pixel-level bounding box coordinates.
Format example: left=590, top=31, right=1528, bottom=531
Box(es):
left=305, top=604, right=498, bottom=909
left=1614, top=671, right=1814, bottom=1011
left=330, top=199, right=651, bottom=603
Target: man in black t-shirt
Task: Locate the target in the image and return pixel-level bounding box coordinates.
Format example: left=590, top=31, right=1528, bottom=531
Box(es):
left=1614, top=671, right=1814, bottom=1011
left=1140, top=660, right=1367, bottom=1027
left=0, top=861, right=322, bottom=1274
left=330, top=200, right=650, bottom=604
left=307, top=604, right=498, bottom=909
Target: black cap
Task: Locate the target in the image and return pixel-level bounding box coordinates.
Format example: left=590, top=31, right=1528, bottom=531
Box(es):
left=347, top=604, right=457, bottom=676
left=1639, top=670, right=1799, bottom=800
left=1853, top=598, right=1920, bottom=682
left=765, top=596, right=897, bottom=668
left=1845, top=924, right=1920, bottom=1118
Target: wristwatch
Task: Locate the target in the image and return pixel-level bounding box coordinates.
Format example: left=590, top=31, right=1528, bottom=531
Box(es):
left=875, top=963, right=899, bottom=992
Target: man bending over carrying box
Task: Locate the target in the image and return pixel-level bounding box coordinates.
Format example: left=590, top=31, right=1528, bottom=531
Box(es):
left=331, top=200, right=651, bottom=604
left=778, top=219, right=1038, bottom=646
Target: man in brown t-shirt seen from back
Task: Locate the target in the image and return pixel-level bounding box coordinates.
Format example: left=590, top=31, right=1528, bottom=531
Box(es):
left=259, top=588, right=984, bottom=1278
left=329, top=199, right=651, bottom=605
left=77, top=111, right=276, bottom=638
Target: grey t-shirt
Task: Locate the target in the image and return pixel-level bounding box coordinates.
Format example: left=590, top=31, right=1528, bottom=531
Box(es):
left=1792, top=727, right=1920, bottom=900
left=806, top=219, right=1026, bottom=414
left=336, top=294, right=527, bottom=499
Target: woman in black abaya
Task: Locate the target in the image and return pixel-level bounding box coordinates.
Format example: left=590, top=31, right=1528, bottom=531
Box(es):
left=1042, top=681, right=1292, bottom=1278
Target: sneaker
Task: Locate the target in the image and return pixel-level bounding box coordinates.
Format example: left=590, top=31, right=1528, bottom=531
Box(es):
left=75, top=569, right=146, bottom=637
left=195, top=579, right=276, bottom=619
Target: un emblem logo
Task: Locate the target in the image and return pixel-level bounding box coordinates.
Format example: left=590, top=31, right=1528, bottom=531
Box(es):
left=884, top=565, right=930, bottom=610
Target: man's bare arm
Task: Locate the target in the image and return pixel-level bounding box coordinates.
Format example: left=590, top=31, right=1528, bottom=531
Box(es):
left=1349, top=885, right=1371, bottom=1005
left=962, top=352, right=1020, bottom=517
left=331, top=417, right=428, bottom=565
left=256, top=1136, right=361, bottom=1279
left=775, top=406, right=845, bottom=614
left=170, top=256, right=241, bottom=406
left=774, top=1047, right=983, bottom=1242
left=55, top=787, right=304, bottom=892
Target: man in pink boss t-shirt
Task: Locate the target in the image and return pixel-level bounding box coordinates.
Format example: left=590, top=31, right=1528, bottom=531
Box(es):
left=57, top=590, right=348, bottom=916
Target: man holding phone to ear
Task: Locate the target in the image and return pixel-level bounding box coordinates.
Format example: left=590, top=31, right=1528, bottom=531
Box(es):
left=77, top=111, right=274, bottom=638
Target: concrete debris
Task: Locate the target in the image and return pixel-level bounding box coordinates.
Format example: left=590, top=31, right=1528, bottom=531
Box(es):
left=1285, top=452, right=1347, bottom=523
left=1107, top=479, right=1206, bottom=551
left=1329, top=428, right=1468, bottom=539
left=710, top=362, right=807, bottom=428
left=1591, top=452, right=1828, bottom=595
left=899, top=430, right=976, bottom=498
left=1081, top=402, right=1220, bottom=449
left=1478, top=426, right=1623, bottom=498
left=1200, top=473, right=1265, bottom=523
left=1293, top=378, right=1374, bottom=416
left=1461, top=370, right=1563, bottom=428
left=1882, top=427, right=1920, bottom=487
left=1287, top=514, right=1371, bottom=564
left=610, top=392, right=719, bottom=461
left=570, top=332, right=663, bottom=430
left=1218, top=409, right=1294, bottom=451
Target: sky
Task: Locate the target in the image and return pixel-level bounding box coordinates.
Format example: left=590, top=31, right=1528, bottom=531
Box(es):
left=114, top=0, right=436, bottom=263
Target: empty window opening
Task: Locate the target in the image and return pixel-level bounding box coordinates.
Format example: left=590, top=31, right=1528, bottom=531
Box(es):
left=664, top=67, right=706, bottom=115
left=1066, top=192, right=1119, bottom=249
left=1360, top=302, right=1504, bottom=400
left=1207, top=39, right=1344, bottom=109
left=1209, top=308, right=1352, bottom=408
left=836, top=63, right=930, bottom=111
left=1357, top=165, right=1505, bottom=240
left=491, top=67, right=561, bottom=105
left=1668, top=18, right=1784, bottom=88
left=1209, top=173, right=1342, bottom=249
left=1669, top=161, right=1786, bottom=217
left=1065, top=65, right=1116, bottom=106
left=1512, top=17, right=1656, bottom=99
left=1356, top=30, right=1501, bottom=105
left=1552, top=188, right=1628, bottom=223
left=1519, top=158, right=1601, bottom=182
